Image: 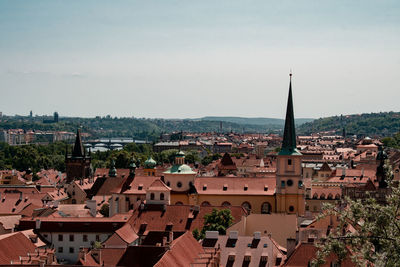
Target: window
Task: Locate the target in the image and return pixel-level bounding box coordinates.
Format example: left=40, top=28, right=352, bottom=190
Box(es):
left=281, top=181, right=286, bottom=187
left=58, top=247, right=63, bottom=253
left=223, top=185, right=228, bottom=191
left=298, top=181, right=303, bottom=188
left=71, top=199, right=77, bottom=204
left=160, top=193, right=164, bottom=200
left=201, top=201, right=211, bottom=206
left=222, top=201, right=231, bottom=207
left=289, top=206, right=295, bottom=212
left=69, top=247, right=74, bottom=253
left=150, top=193, right=155, bottom=200
left=83, top=235, right=88, bottom=242
left=288, top=159, right=292, bottom=165
left=166, top=181, right=170, bottom=186
left=96, top=235, right=100, bottom=242
left=177, top=181, right=182, bottom=188
left=69, top=234, right=74, bottom=242
left=287, top=180, right=293, bottom=186
left=261, top=202, right=272, bottom=214
left=242, top=202, right=251, bottom=213
left=58, top=234, right=63, bottom=241
left=175, top=201, right=183, bottom=205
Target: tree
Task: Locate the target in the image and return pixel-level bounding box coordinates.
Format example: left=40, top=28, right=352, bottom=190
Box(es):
left=99, top=203, right=109, bottom=217
left=193, top=208, right=234, bottom=240
left=313, top=160, right=398, bottom=266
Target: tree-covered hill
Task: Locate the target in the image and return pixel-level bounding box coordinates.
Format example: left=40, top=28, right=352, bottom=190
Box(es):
left=0, top=116, right=281, bottom=140
left=199, top=116, right=313, bottom=126
left=298, top=112, right=400, bottom=137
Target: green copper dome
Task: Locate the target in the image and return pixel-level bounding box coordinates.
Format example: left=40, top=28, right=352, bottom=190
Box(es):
left=144, top=157, right=157, bottom=169
left=163, top=164, right=196, bottom=174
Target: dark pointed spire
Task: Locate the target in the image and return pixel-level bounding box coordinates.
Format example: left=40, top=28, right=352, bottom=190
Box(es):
left=72, top=129, right=84, bottom=158
left=280, top=73, right=301, bottom=155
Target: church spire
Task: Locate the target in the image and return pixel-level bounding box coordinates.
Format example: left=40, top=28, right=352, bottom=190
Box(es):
left=72, top=129, right=84, bottom=158
left=280, top=73, right=300, bottom=155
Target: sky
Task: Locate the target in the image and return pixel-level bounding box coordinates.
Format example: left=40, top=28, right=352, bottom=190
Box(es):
left=0, top=0, right=399, bottom=119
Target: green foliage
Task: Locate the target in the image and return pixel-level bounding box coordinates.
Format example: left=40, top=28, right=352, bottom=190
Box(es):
left=193, top=208, right=234, bottom=240
left=99, top=204, right=109, bottom=217
left=201, top=153, right=222, bottom=166
left=381, top=132, right=400, bottom=149
left=313, top=160, right=398, bottom=266
left=299, top=112, right=400, bottom=137
left=0, top=141, right=69, bottom=172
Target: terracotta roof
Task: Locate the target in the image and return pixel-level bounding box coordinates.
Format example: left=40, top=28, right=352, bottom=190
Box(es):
left=195, top=177, right=276, bottom=196
left=154, top=232, right=205, bottom=267
left=148, top=179, right=171, bottom=192
left=0, top=232, right=36, bottom=264
left=110, top=205, right=246, bottom=245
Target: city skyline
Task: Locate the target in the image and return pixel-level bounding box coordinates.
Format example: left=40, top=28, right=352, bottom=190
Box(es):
left=1, top=1, right=399, bottom=119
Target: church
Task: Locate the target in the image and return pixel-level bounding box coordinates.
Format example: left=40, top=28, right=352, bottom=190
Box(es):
left=107, top=74, right=305, bottom=216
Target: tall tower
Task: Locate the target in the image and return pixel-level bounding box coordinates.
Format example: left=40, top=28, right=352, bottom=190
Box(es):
left=275, top=73, right=305, bottom=215
left=65, top=129, right=91, bottom=183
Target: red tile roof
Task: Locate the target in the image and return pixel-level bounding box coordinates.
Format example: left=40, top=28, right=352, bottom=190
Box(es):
left=154, top=232, right=205, bottom=267
left=0, top=232, right=36, bottom=264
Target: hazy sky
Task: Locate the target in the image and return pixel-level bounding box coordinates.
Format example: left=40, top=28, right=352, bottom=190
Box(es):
left=0, top=1, right=399, bottom=119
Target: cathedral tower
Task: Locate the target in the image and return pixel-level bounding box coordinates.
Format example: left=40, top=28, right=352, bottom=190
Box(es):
left=65, top=129, right=91, bottom=183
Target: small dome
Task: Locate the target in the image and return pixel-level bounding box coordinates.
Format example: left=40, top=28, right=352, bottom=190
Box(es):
left=164, top=164, right=196, bottom=174
left=144, top=157, right=157, bottom=169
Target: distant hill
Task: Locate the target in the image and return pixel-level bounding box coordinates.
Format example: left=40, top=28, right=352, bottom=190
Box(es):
left=298, top=112, right=400, bottom=137
left=200, top=116, right=314, bottom=126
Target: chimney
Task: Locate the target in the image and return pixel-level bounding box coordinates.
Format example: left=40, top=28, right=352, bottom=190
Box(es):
left=86, top=200, right=97, bottom=217
left=35, top=219, right=41, bottom=230
left=19, top=192, right=23, bottom=201
left=286, top=238, right=296, bottom=258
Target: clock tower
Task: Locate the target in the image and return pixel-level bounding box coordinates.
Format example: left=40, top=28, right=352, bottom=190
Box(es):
left=275, top=73, right=305, bottom=215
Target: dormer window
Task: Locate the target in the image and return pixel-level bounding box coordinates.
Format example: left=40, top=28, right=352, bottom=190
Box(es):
left=264, top=185, right=268, bottom=191
left=138, top=184, right=143, bottom=190
left=244, top=184, right=248, bottom=191
left=223, top=184, right=228, bottom=191
left=203, top=184, right=207, bottom=191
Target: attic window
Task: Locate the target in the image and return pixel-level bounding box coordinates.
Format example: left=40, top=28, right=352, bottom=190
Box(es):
left=223, top=184, right=228, bottom=191
left=203, top=184, right=207, bottom=191
left=138, top=184, right=143, bottom=190
left=264, top=186, right=268, bottom=191
left=244, top=184, right=248, bottom=191
left=12, top=208, right=15, bottom=212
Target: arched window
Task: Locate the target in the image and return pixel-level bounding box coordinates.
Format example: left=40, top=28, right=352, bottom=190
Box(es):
left=327, top=193, right=333, bottom=200
left=313, top=193, right=318, bottom=199
left=261, top=202, right=272, bottom=214
left=160, top=193, right=164, bottom=200
left=175, top=201, right=183, bottom=205
left=289, top=206, right=295, bottom=212
left=177, top=181, right=182, bottom=188
left=201, top=201, right=211, bottom=206
left=241, top=202, right=251, bottom=213
left=150, top=193, right=155, bottom=200
left=221, top=201, right=231, bottom=207
left=320, top=193, right=326, bottom=200
left=335, top=194, right=341, bottom=200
